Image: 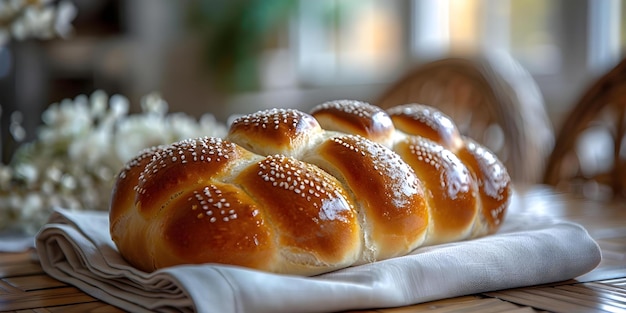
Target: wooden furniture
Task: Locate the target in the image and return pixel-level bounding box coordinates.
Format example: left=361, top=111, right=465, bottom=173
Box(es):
left=544, top=58, right=626, bottom=201
left=376, top=54, right=554, bottom=184
left=1, top=185, right=624, bottom=312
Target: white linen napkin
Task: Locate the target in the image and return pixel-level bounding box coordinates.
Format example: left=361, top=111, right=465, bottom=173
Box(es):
left=35, top=208, right=601, bottom=313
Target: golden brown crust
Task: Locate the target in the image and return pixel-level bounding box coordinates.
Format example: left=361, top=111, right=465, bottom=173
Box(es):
left=134, top=138, right=248, bottom=218
left=109, top=146, right=160, bottom=227
left=156, top=182, right=276, bottom=271
left=393, top=136, right=479, bottom=244
left=228, top=108, right=324, bottom=158
left=109, top=145, right=164, bottom=271
left=387, top=104, right=464, bottom=152
left=456, top=137, right=511, bottom=234
left=236, top=155, right=361, bottom=274
left=111, top=137, right=273, bottom=272
left=310, top=100, right=396, bottom=146
left=308, top=100, right=511, bottom=239
left=110, top=136, right=362, bottom=275
left=303, top=135, right=429, bottom=261
left=110, top=101, right=511, bottom=276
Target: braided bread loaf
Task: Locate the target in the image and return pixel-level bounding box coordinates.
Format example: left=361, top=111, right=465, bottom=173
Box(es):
left=109, top=101, right=511, bottom=275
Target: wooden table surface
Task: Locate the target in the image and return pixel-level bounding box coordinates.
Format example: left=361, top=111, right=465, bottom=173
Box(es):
left=1, top=185, right=625, bottom=313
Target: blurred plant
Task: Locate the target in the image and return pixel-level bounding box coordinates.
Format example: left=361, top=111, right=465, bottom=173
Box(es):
left=0, top=0, right=77, bottom=46
left=0, top=90, right=228, bottom=234
left=187, top=0, right=295, bottom=92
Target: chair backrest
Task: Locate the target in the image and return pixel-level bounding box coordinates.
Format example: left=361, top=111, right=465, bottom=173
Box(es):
left=543, top=58, right=626, bottom=201
left=376, top=53, right=553, bottom=184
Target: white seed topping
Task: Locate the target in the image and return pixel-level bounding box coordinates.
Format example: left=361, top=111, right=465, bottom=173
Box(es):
left=332, top=135, right=422, bottom=207
left=257, top=155, right=341, bottom=204
left=312, top=99, right=380, bottom=119
left=407, top=137, right=471, bottom=199
left=232, top=108, right=313, bottom=131
left=134, top=137, right=236, bottom=196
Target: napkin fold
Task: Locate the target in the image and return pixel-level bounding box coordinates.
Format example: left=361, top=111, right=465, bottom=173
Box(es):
left=35, top=208, right=601, bottom=313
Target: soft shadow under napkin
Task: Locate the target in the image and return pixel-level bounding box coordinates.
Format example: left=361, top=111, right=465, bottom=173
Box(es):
left=35, top=208, right=601, bottom=313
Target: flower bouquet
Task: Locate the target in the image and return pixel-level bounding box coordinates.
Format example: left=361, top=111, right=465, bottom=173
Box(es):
left=0, top=90, right=227, bottom=234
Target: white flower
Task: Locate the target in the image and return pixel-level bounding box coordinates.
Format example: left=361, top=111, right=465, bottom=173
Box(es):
left=199, top=113, right=228, bottom=138
left=89, top=90, right=109, bottom=120
left=68, top=127, right=113, bottom=166
left=114, top=114, right=171, bottom=162
left=0, top=90, right=228, bottom=234
left=22, top=5, right=56, bottom=40
left=141, top=92, right=168, bottom=116
left=54, top=0, right=76, bottom=38
left=14, top=163, right=38, bottom=185
left=40, top=97, right=92, bottom=142
left=21, top=192, right=44, bottom=218
left=109, top=94, right=129, bottom=118
left=0, top=166, right=12, bottom=186
left=0, top=0, right=76, bottom=45
left=167, top=113, right=203, bottom=140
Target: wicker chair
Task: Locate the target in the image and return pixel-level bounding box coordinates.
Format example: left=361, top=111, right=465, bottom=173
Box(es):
left=376, top=53, right=553, bottom=184
left=543, top=58, right=626, bottom=201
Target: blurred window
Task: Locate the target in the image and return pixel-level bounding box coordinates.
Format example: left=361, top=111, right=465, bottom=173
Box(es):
left=295, top=0, right=406, bottom=85
left=619, top=0, right=626, bottom=57
left=293, top=0, right=623, bottom=86
left=588, top=0, right=622, bottom=73
left=444, top=0, right=562, bottom=75
left=508, top=0, right=561, bottom=74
